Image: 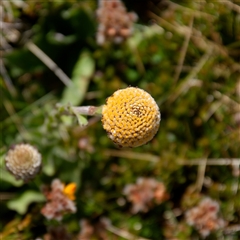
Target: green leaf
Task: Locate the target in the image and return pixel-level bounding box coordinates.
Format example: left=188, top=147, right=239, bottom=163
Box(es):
left=0, top=155, right=23, bottom=187
left=7, top=191, right=45, bottom=215
left=46, top=31, right=76, bottom=45
left=61, top=52, right=95, bottom=105
left=4, top=49, right=45, bottom=78
left=42, top=156, right=55, bottom=176
left=0, top=169, right=24, bottom=187
left=70, top=106, right=88, bottom=126
left=75, top=114, right=88, bottom=127
left=126, top=68, right=139, bottom=82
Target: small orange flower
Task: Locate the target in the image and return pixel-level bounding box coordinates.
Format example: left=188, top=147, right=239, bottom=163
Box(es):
left=63, top=183, right=77, bottom=201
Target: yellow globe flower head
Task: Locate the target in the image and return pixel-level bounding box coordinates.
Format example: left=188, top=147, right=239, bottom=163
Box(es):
left=102, top=87, right=160, bottom=148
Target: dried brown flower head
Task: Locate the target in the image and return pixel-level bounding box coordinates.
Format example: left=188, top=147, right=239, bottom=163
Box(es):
left=102, top=87, right=160, bottom=148
left=5, top=143, right=42, bottom=182
left=78, top=218, right=111, bottom=240
left=96, top=0, right=138, bottom=45
left=185, top=197, right=226, bottom=238
left=43, top=225, right=71, bottom=240
left=123, top=177, right=168, bottom=213
left=41, top=179, right=77, bottom=221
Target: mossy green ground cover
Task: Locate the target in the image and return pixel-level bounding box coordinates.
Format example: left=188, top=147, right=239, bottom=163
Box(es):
left=1, top=1, right=239, bottom=239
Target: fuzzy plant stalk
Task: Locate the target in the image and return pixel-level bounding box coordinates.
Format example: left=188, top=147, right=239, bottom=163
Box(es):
left=57, top=87, right=161, bottom=148
left=56, top=104, right=103, bottom=116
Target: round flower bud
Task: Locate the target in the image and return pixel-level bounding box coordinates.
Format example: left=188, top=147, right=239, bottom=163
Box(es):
left=102, top=87, right=160, bottom=147
left=5, top=143, right=42, bottom=182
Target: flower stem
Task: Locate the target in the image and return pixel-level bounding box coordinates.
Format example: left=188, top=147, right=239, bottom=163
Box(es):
left=56, top=104, right=103, bottom=116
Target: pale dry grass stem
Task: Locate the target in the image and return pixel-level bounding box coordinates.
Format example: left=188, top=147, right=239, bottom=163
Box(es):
left=105, top=151, right=239, bottom=194
left=147, top=11, right=180, bottom=35
left=221, top=0, right=240, bottom=13
left=149, top=5, right=219, bottom=104
left=173, top=15, right=194, bottom=83
left=1, top=59, right=17, bottom=97
left=182, top=158, right=240, bottom=194
left=164, top=0, right=216, bottom=20
left=148, top=8, right=237, bottom=62
left=130, top=46, right=145, bottom=75
left=179, top=158, right=240, bottom=166
left=169, top=48, right=213, bottom=103
left=3, top=100, right=26, bottom=140
left=2, top=1, right=14, bottom=22
left=224, top=224, right=240, bottom=234
left=201, top=101, right=223, bottom=122
left=2, top=92, right=55, bottom=127
left=213, top=90, right=240, bottom=112
left=26, top=41, right=72, bottom=87
left=106, top=225, right=150, bottom=240
left=195, top=157, right=207, bottom=193
left=9, top=0, right=28, bottom=9
left=104, top=149, right=159, bottom=163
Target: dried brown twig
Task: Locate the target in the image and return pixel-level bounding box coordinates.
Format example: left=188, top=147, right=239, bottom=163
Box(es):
left=169, top=47, right=212, bottom=103
left=147, top=10, right=233, bottom=59
left=221, top=0, right=240, bottom=13
left=26, top=41, right=72, bottom=86
left=163, top=0, right=216, bottom=20
left=173, top=15, right=194, bottom=83
left=105, top=149, right=240, bottom=167
left=3, top=100, right=26, bottom=140
left=179, top=158, right=240, bottom=166
left=195, top=157, right=207, bottom=192
left=224, top=224, right=240, bottom=234
left=104, top=149, right=159, bottom=163
left=106, top=225, right=150, bottom=240
left=1, top=59, right=17, bottom=97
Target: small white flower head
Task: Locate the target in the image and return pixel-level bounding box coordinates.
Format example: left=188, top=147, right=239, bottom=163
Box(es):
left=5, top=143, right=42, bottom=182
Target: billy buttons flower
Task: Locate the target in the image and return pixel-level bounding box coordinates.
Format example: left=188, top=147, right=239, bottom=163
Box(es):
left=5, top=143, right=42, bottom=182
left=102, top=87, right=160, bottom=147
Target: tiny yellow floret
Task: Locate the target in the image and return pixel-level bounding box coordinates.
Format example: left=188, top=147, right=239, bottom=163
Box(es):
left=63, top=183, right=77, bottom=200
left=102, top=87, right=161, bottom=147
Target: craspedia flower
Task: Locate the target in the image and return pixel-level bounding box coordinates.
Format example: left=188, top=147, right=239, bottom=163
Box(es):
left=102, top=87, right=160, bottom=148
left=5, top=143, right=42, bottom=182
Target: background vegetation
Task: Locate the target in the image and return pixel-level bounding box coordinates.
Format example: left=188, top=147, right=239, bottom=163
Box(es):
left=1, top=0, right=240, bottom=239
